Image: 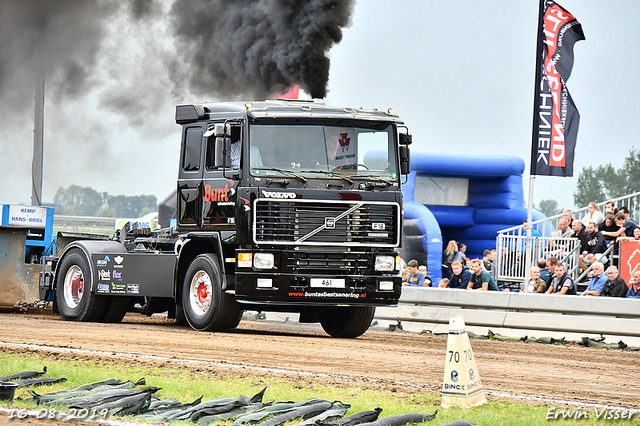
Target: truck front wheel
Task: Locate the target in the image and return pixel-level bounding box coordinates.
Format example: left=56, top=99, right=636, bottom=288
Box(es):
left=319, top=306, right=376, bottom=338
left=56, top=249, right=106, bottom=322
left=182, top=254, right=241, bottom=332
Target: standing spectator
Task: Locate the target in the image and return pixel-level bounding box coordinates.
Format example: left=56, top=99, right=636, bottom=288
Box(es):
left=583, top=262, right=607, bottom=296
left=521, top=266, right=546, bottom=293
left=545, top=263, right=577, bottom=295
left=489, top=250, right=497, bottom=279
left=538, top=258, right=551, bottom=285
left=468, top=259, right=500, bottom=291
left=601, top=266, right=628, bottom=297
left=581, top=202, right=605, bottom=227
left=442, top=240, right=458, bottom=279
left=403, top=259, right=425, bottom=287
left=418, top=265, right=433, bottom=287
left=454, top=243, right=470, bottom=265
left=599, top=214, right=619, bottom=245
left=447, top=261, right=471, bottom=289
left=613, top=212, right=639, bottom=241
left=627, top=270, right=640, bottom=298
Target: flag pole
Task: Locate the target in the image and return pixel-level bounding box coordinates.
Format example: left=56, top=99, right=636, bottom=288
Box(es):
left=524, top=0, right=546, bottom=291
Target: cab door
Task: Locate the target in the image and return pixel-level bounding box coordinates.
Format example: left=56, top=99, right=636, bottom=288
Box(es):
left=177, top=125, right=204, bottom=228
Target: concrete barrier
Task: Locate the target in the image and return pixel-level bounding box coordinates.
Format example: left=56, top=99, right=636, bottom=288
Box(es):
left=375, top=287, right=640, bottom=337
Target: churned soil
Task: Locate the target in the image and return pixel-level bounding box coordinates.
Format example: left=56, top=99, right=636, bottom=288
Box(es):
left=0, top=311, right=638, bottom=425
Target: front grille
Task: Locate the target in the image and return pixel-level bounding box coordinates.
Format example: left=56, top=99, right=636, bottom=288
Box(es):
left=283, top=250, right=370, bottom=275
left=253, top=199, right=399, bottom=246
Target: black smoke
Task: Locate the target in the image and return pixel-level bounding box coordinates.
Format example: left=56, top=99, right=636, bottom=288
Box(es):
left=0, top=0, right=355, bottom=111
left=170, top=0, right=355, bottom=99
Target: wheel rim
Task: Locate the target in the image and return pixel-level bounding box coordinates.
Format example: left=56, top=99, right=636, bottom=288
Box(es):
left=63, top=265, right=84, bottom=309
left=189, top=270, right=212, bottom=317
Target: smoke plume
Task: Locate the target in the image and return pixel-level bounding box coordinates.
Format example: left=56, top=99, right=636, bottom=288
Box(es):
left=170, top=0, right=355, bottom=99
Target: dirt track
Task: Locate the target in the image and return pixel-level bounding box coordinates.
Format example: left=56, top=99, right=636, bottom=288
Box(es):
left=0, top=311, right=638, bottom=414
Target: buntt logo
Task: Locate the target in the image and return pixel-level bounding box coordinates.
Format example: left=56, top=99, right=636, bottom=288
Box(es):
left=204, top=184, right=229, bottom=202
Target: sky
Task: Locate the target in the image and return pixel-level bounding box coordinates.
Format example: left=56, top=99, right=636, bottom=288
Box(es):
left=1, top=0, right=638, bottom=212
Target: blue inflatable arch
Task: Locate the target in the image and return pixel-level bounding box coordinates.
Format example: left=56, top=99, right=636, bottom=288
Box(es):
left=401, top=152, right=546, bottom=284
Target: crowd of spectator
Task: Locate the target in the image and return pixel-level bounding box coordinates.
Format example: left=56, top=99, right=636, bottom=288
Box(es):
left=397, top=201, right=640, bottom=299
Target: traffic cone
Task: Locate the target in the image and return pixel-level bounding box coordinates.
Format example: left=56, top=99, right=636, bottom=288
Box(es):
left=441, top=316, right=487, bottom=408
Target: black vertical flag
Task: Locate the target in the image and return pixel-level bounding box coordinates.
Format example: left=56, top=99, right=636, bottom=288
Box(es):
left=531, top=0, right=585, bottom=177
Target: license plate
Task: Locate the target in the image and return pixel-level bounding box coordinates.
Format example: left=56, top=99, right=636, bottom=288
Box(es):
left=310, top=278, right=345, bottom=288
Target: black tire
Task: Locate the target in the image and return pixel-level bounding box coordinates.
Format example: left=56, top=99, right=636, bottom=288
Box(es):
left=101, top=297, right=130, bottom=323
left=182, top=254, right=241, bottom=332
left=55, top=249, right=106, bottom=322
left=319, top=306, right=376, bottom=338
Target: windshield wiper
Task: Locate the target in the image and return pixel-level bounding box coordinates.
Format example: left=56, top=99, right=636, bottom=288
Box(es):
left=254, top=168, right=307, bottom=183
left=298, top=170, right=353, bottom=184
left=351, top=174, right=393, bottom=187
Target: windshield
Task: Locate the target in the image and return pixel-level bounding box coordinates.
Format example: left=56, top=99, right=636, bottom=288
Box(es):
left=248, top=122, right=398, bottom=180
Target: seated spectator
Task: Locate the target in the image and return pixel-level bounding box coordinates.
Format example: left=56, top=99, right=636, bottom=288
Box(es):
left=482, top=249, right=492, bottom=271
left=562, top=210, right=574, bottom=228
left=401, top=267, right=410, bottom=284
left=403, top=259, right=425, bottom=287
left=442, top=240, right=458, bottom=279
left=521, top=266, right=546, bottom=293
left=538, top=258, right=551, bottom=285
left=546, top=217, right=574, bottom=258
left=438, top=278, right=450, bottom=288
left=581, top=202, right=605, bottom=227
left=580, top=221, right=608, bottom=270
left=447, top=261, right=471, bottom=289
left=583, top=262, right=606, bottom=296
left=601, top=266, right=628, bottom=297
left=604, top=201, right=618, bottom=216
left=545, top=263, right=577, bottom=295
left=616, top=226, right=640, bottom=241
left=626, top=270, right=640, bottom=298
left=572, top=220, right=588, bottom=251
left=468, top=259, right=500, bottom=291
left=544, top=256, right=559, bottom=291
left=418, top=265, right=433, bottom=287
left=599, top=214, right=619, bottom=245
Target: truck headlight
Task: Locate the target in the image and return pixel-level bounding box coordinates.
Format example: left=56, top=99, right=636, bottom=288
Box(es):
left=375, top=255, right=395, bottom=271
left=253, top=253, right=274, bottom=269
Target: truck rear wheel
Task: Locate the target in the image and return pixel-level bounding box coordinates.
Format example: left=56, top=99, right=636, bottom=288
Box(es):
left=319, top=306, right=376, bottom=338
left=56, top=249, right=106, bottom=322
left=182, top=254, right=241, bottom=332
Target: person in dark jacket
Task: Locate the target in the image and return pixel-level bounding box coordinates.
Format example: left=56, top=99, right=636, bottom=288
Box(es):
left=545, top=263, right=577, bottom=295
left=601, top=266, right=628, bottom=298
left=447, top=261, right=471, bottom=289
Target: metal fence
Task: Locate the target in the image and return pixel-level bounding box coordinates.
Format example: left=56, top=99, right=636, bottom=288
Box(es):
left=495, top=234, right=581, bottom=285
left=53, top=215, right=115, bottom=234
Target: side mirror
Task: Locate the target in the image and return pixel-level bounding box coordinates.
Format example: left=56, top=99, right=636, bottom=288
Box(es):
left=399, top=145, right=411, bottom=175
left=399, top=133, right=412, bottom=146
left=215, top=137, right=232, bottom=168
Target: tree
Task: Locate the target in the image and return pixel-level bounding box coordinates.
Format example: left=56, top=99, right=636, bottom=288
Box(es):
left=107, top=194, right=157, bottom=217
left=54, top=185, right=105, bottom=216
left=537, top=199, right=561, bottom=217
left=572, top=150, right=638, bottom=207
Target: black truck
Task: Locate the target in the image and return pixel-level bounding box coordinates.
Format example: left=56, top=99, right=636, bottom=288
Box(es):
left=41, top=99, right=412, bottom=338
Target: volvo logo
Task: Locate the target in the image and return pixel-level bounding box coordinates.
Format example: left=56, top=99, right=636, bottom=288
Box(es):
left=262, top=190, right=297, bottom=199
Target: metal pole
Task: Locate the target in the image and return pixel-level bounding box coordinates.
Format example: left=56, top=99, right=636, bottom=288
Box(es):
left=31, top=60, right=45, bottom=206
left=524, top=176, right=535, bottom=292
